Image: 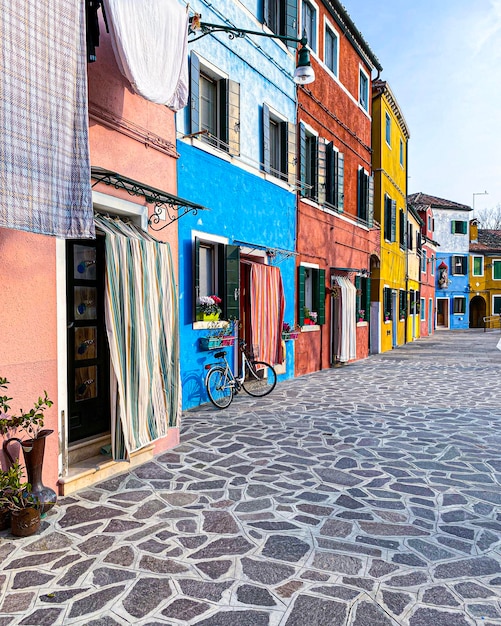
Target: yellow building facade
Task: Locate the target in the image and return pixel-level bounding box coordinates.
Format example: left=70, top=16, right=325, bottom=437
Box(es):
left=469, top=223, right=501, bottom=328
left=371, top=80, right=410, bottom=353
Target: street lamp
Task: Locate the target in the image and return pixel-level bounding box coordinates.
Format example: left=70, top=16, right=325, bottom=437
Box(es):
left=472, top=190, right=488, bottom=214
left=188, top=15, right=315, bottom=85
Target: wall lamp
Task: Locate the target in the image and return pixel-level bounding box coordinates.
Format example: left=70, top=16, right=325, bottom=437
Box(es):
left=189, top=14, right=315, bottom=85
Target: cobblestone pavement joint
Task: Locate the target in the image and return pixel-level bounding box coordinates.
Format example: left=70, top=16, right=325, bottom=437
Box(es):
left=2, top=330, right=501, bottom=625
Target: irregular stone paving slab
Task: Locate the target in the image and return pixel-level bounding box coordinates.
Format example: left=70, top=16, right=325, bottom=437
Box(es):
left=3, top=332, right=501, bottom=624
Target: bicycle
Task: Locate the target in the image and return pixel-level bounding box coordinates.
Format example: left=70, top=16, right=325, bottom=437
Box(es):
left=204, top=340, right=277, bottom=409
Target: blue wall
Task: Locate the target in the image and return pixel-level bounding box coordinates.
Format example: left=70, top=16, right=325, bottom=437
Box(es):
left=177, top=141, right=296, bottom=410
left=436, top=253, right=470, bottom=330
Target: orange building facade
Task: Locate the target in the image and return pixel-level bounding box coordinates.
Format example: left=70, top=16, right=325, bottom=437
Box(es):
left=295, top=0, right=382, bottom=375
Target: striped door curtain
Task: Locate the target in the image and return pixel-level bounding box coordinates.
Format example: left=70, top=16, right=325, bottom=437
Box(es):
left=94, top=215, right=181, bottom=460
left=333, top=276, right=357, bottom=363
left=249, top=263, right=285, bottom=365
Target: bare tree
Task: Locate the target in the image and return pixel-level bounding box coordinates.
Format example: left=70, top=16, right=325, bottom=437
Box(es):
left=476, top=204, right=501, bottom=229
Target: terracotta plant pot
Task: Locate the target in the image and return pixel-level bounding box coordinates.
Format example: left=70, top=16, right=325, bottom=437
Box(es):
left=3, top=430, right=57, bottom=514
left=11, top=507, right=41, bottom=537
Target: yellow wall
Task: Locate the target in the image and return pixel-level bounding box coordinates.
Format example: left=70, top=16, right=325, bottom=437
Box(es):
left=372, top=86, right=409, bottom=353
left=470, top=253, right=501, bottom=318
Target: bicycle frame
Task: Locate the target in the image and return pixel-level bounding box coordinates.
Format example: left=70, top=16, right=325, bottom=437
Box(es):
left=204, top=343, right=252, bottom=393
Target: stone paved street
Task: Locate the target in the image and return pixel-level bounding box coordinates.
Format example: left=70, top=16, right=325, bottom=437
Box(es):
left=2, top=330, right=501, bottom=625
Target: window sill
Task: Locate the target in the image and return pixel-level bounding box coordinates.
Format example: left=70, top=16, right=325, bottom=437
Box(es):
left=193, top=321, right=229, bottom=331
left=301, top=324, right=319, bottom=332
left=357, top=321, right=367, bottom=326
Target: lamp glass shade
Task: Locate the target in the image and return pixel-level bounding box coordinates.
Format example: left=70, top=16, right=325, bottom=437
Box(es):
left=293, top=65, right=315, bottom=84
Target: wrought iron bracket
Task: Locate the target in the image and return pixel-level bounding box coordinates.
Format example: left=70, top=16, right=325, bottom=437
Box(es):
left=91, top=167, right=208, bottom=231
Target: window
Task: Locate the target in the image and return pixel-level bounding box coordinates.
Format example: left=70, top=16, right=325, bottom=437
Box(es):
left=399, top=289, right=406, bottom=320
left=385, top=112, right=391, bottom=146
left=355, top=275, right=370, bottom=322
left=420, top=297, right=426, bottom=321
left=399, top=208, right=406, bottom=248
left=407, top=222, right=413, bottom=251
left=430, top=255, right=435, bottom=276
left=190, top=54, right=240, bottom=155
left=451, top=220, right=467, bottom=234
left=421, top=249, right=427, bottom=274
left=472, top=256, right=484, bottom=277
left=324, top=25, right=338, bottom=76
left=263, top=104, right=295, bottom=183
left=300, top=124, right=318, bottom=199
left=302, top=0, right=317, bottom=52
left=453, top=296, right=466, bottom=314
left=194, top=237, right=240, bottom=322
left=318, top=139, right=344, bottom=211
left=383, top=194, right=396, bottom=242
left=263, top=0, right=297, bottom=39
left=359, top=68, right=369, bottom=111
left=357, top=167, right=374, bottom=224
left=399, top=138, right=404, bottom=166
left=493, top=295, right=501, bottom=314
left=383, top=287, right=392, bottom=321
left=451, top=255, right=467, bottom=275
left=427, top=214, right=432, bottom=233
left=298, top=265, right=325, bottom=325
left=493, top=260, right=501, bottom=280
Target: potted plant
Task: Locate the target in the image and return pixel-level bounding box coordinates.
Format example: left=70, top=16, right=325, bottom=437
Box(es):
left=0, top=378, right=57, bottom=514
left=0, top=461, right=41, bottom=537
left=197, top=295, right=222, bottom=321
left=357, top=309, right=365, bottom=322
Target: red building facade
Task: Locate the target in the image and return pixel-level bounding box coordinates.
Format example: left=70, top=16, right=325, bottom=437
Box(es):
left=295, top=0, right=382, bottom=375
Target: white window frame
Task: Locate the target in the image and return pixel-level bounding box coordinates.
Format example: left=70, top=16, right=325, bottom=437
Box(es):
left=385, top=111, right=391, bottom=147
left=323, top=19, right=339, bottom=78
left=421, top=249, right=427, bottom=274
left=399, top=138, right=404, bottom=166
left=472, top=255, right=484, bottom=277
left=301, top=261, right=320, bottom=330
left=301, top=0, right=319, bottom=55
left=451, top=255, right=467, bottom=276
left=359, top=66, right=370, bottom=112
left=493, top=259, right=501, bottom=281
left=430, top=254, right=435, bottom=276
left=453, top=296, right=466, bottom=315
left=493, top=294, right=501, bottom=315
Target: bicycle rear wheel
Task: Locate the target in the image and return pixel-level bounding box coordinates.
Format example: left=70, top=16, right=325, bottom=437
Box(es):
left=242, top=361, right=277, bottom=397
left=206, top=367, right=233, bottom=409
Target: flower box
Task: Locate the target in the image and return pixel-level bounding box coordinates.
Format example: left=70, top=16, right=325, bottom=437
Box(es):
left=282, top=331, right=300, bottom=341
left=199, top=337, right=223, bottom=351
left=197, top=312, right=220, bottom=322
left=221, top=336, right=236, bottom=346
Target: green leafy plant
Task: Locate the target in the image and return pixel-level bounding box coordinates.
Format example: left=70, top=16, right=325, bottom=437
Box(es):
left=0, top=378, right=53, bottom=440
left=0, top=461, right=40, bottom=511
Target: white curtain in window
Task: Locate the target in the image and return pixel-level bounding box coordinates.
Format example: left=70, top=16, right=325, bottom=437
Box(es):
left=334, top=276, right=357, bottom=363
left=95, top=214, right=181, bottom=460
left=103, top=0, right=189, bottom=110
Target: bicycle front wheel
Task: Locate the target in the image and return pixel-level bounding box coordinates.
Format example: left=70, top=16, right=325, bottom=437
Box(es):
left=242, top=361, right=277, bottom=397
left=206, top=367, right=234, bottom=409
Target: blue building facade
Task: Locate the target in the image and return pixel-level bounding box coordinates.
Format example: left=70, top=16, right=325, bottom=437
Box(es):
left=176, top=0, right=298, bottom=409
left=408, top=193, right=472, bottom=331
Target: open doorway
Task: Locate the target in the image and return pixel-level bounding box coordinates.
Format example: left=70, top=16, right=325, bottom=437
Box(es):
left=469, top=295, right=486, bottom=328
left=436, top=297, right=449, bottom=328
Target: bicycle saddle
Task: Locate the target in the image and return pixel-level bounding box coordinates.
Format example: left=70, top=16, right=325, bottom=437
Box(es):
left=214, top=351, right=227, bottom=358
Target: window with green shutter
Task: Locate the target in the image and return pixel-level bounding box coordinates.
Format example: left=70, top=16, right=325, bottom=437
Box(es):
left=493, top=260, right=501, bottom=280
left=190, top=53, right=240, bottom=155
left=193, top=237, right=240, bottom=321
left=451, top=220, right=467, bottom=235
left=263, top=104, right=294, bottom=182
left=298, top=265, right=325, bottom=325
left=472, top=256, right=483, bottom=276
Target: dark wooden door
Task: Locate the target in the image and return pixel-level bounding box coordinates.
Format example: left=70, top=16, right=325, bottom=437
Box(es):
left=66, top=238, right=110, bottom=443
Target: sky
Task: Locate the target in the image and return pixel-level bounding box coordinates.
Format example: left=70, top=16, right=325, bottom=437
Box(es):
left=341, top=0, right=501, bottom=215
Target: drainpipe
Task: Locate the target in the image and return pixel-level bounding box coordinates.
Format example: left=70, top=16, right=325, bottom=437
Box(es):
left=404, top=140, right=409, bottom=344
